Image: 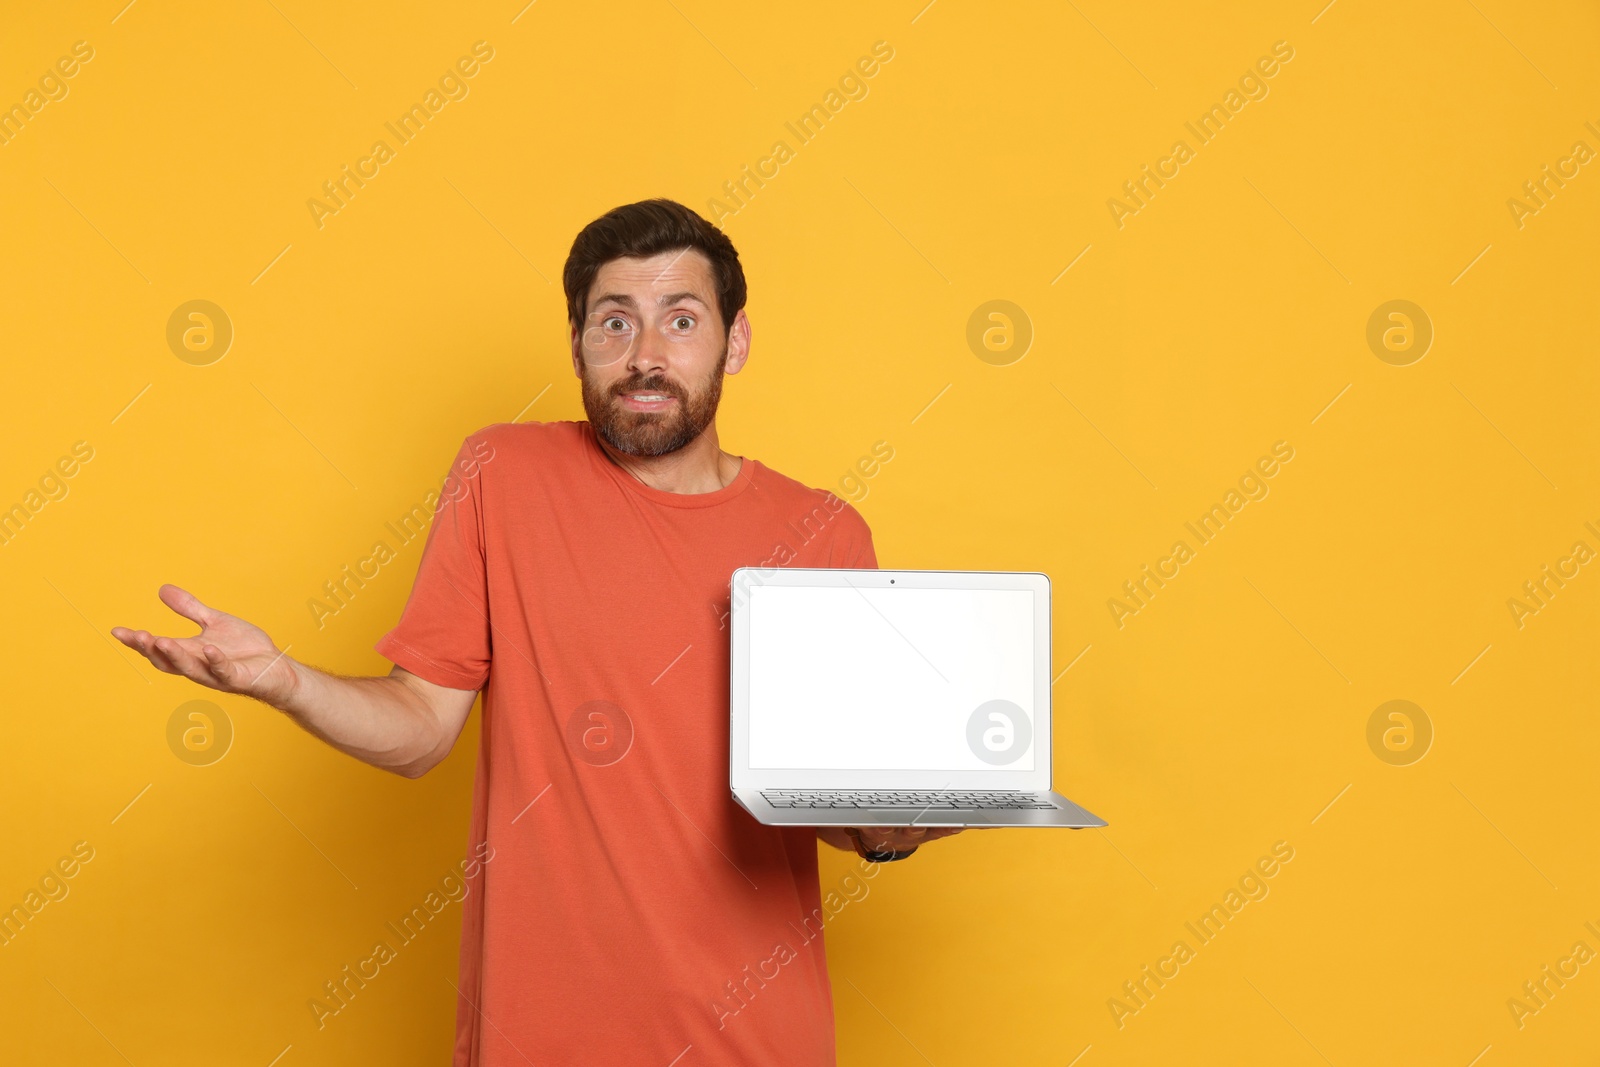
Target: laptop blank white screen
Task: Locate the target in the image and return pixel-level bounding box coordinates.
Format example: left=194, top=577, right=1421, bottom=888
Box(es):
left=746, top=584, right=1037, bottom=771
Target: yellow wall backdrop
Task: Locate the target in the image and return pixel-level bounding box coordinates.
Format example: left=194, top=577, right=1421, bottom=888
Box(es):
left=2, top=0, right=1596, bottom=1063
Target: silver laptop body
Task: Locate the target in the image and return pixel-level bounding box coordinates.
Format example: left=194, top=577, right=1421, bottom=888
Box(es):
left=729, top=567, right=1106, bottom=829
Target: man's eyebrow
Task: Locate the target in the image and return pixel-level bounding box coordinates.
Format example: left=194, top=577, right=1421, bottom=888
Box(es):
left=591, top=291, right=709, bottom=311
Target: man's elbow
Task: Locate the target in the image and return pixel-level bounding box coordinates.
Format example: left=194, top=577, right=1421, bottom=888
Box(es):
left=393, top=745, right=448, bottom=779
left=387, top=677, right=463, bottom=778
left=390, top=735, right=451, bottom=779
left=393, top=759, right=433, bottom=780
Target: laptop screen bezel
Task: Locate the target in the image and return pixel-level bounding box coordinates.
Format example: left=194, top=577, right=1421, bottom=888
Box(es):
left=729, top=567, right=1054, bottom=791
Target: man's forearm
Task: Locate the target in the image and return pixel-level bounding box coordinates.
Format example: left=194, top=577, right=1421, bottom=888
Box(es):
left=272, top=660, right=451, bottom=777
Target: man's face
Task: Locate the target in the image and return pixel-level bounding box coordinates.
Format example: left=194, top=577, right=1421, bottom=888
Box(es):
left=571, top=248, right=749, bottom=458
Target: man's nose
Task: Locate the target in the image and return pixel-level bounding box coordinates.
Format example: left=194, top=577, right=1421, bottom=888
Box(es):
left=626, top=322, right=670, bottom=376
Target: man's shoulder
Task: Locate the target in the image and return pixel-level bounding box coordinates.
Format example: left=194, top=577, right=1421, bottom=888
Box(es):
left=441, top=422, right=589, bottom=499
left=750, top=459, right=873, bottom=535
left=465, top=419, right=587, bottom=459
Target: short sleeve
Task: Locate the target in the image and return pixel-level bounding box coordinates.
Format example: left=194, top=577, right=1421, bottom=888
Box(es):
left=828, top=499, right=878, bottom=569
left=373, top=435, right=493, bottom=690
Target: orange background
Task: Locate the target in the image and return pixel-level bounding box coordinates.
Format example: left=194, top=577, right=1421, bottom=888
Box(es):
left=2, top=1, right=1596, bottom=1063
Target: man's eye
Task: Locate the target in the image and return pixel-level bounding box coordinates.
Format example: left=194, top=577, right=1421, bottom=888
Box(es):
left=673, top=316, right=694, bottom=330
left=604, top=317, right=628, bottom=331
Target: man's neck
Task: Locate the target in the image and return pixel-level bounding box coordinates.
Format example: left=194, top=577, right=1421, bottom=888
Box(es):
left=595, top=427, right=742, bottom=495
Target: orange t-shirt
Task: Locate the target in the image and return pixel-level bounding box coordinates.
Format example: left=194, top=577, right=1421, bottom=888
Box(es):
left=374, top=419, right=877, bottom=1066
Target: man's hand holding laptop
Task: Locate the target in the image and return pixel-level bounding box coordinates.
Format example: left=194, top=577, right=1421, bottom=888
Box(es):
left=819, top=825, right=965, bottom=852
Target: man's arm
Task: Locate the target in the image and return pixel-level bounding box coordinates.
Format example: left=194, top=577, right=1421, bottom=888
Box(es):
left=113, top=584, right=477, bottom=778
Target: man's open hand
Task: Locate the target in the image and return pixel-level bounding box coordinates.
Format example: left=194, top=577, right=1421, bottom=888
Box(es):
left=112, top=584, right=299, bottom=705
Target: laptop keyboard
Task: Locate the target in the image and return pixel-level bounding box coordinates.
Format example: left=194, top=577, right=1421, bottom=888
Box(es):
left=761, top=789, right=1057, bottom=810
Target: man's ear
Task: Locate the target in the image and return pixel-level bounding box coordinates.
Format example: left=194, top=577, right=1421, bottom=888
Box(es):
left=570, top=322, right=584, bottom=377
left=724, top=308, right=751, bottom=374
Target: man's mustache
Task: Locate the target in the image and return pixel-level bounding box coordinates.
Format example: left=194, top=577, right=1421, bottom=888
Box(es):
left=613, top=379, right=678, bottom=398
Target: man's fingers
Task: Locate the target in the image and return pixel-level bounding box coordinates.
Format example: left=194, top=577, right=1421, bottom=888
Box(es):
left=158, top=584, right=218, bottom=630
left=114, top=625, right=244, bottom=692
left=862, top=825, right=964, bottom=850
left=135, top=632, right=182, bottom=674
left=152, top=636, right=198, bottom=674
left=153, top=636, right=223, bottom=687
left=119, top=629, right=162, bottom=667
left=201, top=645, right=242, bottom=689
left=119, top=630, right=215, bottom=685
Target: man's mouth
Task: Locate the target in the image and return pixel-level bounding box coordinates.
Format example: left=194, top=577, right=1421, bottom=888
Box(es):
left=618, top=391, right=676, bottom=411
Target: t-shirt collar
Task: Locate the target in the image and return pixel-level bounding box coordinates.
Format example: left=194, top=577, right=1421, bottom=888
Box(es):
left=583, top=420, right=755, bottom=509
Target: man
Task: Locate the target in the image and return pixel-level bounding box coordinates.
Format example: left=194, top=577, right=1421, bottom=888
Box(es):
left=112, top=198, right=960, bottom=1065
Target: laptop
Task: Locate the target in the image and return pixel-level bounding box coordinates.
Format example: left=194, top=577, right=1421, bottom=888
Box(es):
left=728, top=567, right=1106, bottom=828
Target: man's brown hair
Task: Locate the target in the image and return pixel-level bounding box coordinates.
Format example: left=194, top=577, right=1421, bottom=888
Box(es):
left=562, top=198, right=747, bottom=334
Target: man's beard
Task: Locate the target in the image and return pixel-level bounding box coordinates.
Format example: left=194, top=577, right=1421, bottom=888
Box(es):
left=580, top=350, right=725, bottom=458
